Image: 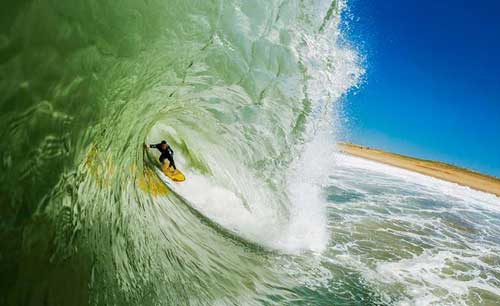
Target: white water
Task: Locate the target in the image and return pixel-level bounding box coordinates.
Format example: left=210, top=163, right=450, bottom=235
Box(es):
left=327, top=154, right=500, bottom=305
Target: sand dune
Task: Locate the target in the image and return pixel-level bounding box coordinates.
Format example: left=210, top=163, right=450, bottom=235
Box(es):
left=338, top=143, right=500, bottom=197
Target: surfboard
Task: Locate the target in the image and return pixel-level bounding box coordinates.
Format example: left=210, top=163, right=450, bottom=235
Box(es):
left=161, top=162, right=185, bottom=182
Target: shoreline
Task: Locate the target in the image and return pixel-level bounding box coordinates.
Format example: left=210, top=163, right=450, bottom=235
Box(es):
left=338, top=143, right=500, bottom=197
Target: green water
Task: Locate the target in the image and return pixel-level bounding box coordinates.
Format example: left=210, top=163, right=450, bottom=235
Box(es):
left=1, top=1, right=499, bottom=305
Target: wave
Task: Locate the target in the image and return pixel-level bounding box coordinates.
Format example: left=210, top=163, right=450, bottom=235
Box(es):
left=0, top=0, right=362, bottom=305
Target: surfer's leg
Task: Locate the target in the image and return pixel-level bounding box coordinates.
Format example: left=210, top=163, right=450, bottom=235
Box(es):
left=167, top=156, right=176, bottom=170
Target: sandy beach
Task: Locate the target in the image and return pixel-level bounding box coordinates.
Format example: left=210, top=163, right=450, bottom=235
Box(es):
left=338, top=143, right=500, bottom=197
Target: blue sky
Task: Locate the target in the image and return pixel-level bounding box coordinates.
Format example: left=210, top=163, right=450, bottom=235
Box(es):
left=340, top=0, right=500, bottom=176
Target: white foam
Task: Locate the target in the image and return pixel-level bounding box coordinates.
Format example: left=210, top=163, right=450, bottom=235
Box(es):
left=375, top=249, right=500, bottom=305
left=158, top=169, right=287, bottom=249
left=327, top=153, right=500, bottom=305
left=334, top=153, right=500, bottom=210
left=284, top=130, right=336, bottom=254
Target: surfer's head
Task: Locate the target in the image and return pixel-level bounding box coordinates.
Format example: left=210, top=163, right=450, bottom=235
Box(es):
left=160, top=140, right=167, bottom=149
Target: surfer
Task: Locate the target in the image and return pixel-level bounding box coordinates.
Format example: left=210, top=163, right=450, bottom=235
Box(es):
left=147, top=140, right=177, bottom=170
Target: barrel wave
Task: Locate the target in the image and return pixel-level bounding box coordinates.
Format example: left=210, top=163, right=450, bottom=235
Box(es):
left=3, top=1, right=500, bottom=306
left=0, top=0, right=362, bottom=305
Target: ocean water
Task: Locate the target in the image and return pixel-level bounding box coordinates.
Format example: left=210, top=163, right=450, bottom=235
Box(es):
left=1, top=0, right=499, bottom=305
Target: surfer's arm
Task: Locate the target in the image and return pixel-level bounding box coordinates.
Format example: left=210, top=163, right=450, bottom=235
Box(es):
left=167, top=147, right=174, bottom=155
left=149, top=144, right=158, bottom=149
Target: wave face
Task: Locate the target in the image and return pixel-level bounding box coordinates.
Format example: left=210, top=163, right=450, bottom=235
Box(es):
left=2, top=2, right=500, bottom=305
left=0, top=0, right=362, bottom=305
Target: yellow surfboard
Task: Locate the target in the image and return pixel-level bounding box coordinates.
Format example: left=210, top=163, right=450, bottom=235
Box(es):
left=161, top=162, right=186, bottom=182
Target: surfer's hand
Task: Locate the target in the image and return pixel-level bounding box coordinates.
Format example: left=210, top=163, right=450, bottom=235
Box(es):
left=143, top=143, right=147, bottom=149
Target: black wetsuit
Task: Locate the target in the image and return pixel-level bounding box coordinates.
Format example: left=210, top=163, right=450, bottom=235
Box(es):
left=150, top=143, right=176, bottom=170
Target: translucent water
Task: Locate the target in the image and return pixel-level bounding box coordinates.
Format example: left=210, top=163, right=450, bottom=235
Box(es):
left=1, top=0, right=498, bottom=305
